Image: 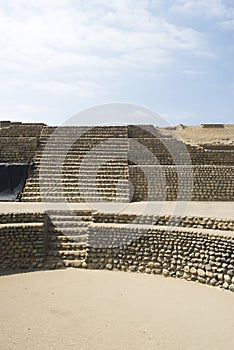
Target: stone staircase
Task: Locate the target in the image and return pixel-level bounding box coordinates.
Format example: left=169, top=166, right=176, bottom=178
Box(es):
left=44, top=210, right=93, bottom=269
left=22, top=126, right=131, bottom=202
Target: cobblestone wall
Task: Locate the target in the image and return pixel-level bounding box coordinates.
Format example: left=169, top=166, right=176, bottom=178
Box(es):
left=0, top=123, right=44, bottom=162
left=130, top=165, right=234, bottom=201
left=0, top=137, right=38, bottom=162
left=87, top=225, right=234, bottom=292
left=129, top=138, right=234, bottom=165
left=92, top=213, right=234, bottom=231
left=0, top=213, right=47, bottom=270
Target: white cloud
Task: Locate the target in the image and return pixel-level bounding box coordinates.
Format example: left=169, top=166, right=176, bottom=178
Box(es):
left=0, top=0, right=218, bottom=122
left=220, top=19, right=234, bottom=30
left=0, top=0, right=208, bottom=77
left=170, top=0, right=234, bottom=30
left=36, top=80, right=102, bottom=96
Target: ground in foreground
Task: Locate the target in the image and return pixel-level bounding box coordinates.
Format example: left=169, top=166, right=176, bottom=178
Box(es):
left=0, top=269, right=233, bottom=350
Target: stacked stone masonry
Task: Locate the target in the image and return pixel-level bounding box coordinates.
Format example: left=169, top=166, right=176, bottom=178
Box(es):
left=0, top=123, right=44, bottom=163
left=92, top=213, right=234, bottom=231
left=45, top=210, right=93, bottom=269
left=0, top=213, right=47, bottom=270
left=22, top=126, right=130, bottom=202
left=129, top=165, right=234, bottom=201
left=1, top=211, right=234, bottom=292
left=0, top=137, right=38, bottom=162
left=0, top=122, right=232, bottom=202
left=87, top=224, right=234, bottom=292
left=129, top=138, right=234, bottom=165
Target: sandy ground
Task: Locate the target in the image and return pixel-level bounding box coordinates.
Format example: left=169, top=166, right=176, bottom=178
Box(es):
left=159, top=124, right=234, bottom=145
left=0, top=269, right=234, bottom=350
left=0, top=201, right=233, bottom=220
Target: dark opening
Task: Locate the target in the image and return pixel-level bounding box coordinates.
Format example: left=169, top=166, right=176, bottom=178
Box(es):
left=0, top=163, right=31, bottom=201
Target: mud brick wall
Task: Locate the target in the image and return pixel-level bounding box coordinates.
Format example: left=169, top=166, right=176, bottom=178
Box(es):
left=87, top=225, right=234, bottom=292
left=129, top=165, right=234, bottom=201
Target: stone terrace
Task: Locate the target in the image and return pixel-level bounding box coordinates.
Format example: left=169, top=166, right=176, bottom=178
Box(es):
left=0, top=122, right=233, bottom=292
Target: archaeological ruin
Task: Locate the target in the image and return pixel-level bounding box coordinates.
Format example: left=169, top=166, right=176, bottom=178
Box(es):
left=0, top=121, right=233, bottom=292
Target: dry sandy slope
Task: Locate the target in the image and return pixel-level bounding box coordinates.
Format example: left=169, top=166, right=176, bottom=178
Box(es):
left=159, top=124, right=234, bottom=145
left=0, top=269, right=234, bottom=350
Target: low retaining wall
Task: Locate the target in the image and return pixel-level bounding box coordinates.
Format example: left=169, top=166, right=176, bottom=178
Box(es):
left=1, top=211, right=234, bottom=292
left=0, top=213, right=47, bottom=270
left=0, top=223, right=46, bottom=269
left=0, top=213, right=46, bottom=223
left=87, top=225, right=234, bottom=292
left=92, top=213, right=234, bottom=231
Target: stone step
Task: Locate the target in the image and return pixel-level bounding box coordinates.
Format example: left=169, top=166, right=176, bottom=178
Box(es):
left=40, top=130, right=127, bottom=134
left=40, top=133, right=127, bottom=137
left=24, top=183, right=129, bottom=189
left=49, top=227, right=88, bottom=234
left=23, top=179, right=130, bottom=185
left=48, top=235, right=87, bottom=243
left=23, top=183, right=130, bottom=188
left=22, top=198, right=129, bottom=202
left=43, top=258, right=65, bottom=269
left=50, top=220, right=90, bottom=228
left=38, top=142, right=128, bottom=148
left=44, top=258, right=86, bottom=269
left=37, top=157, right=129, bottom=162
left=49, top=215, right=92, bottom=221
left=23, top=187, right=129, bottom=193
left=21, top=192, right=130, bottom=199
left=47, top=242, right=87, bottom=250
left=35, top=151, right=128, bottom=157
left=33, top=169, right=129, bottom=175
left=47, top=250, right=86, bottom=260
left=23, top=192, right=129, bottom=198
left=46, top=211, right=93, bottom=216
left=22, top=196, right=130, bottom=202
left=36, top=155, right=128, bottom=160
left=37, top=164, right=128, bottom=169
left=25, top=176, right=129, bottom=182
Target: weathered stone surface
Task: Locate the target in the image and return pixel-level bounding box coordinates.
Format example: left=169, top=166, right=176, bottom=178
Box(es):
left=197, top=269, right=206, bottom=277
left=106, top=264, right=113, bottom=270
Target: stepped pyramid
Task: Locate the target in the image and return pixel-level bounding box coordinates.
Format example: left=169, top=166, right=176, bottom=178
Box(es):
left=22, top=125, right=130, bottom=202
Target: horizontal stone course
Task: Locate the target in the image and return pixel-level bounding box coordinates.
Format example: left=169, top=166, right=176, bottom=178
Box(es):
left=92, top=213, right=234, bottom=231
left=129, top=138, right=234, bottom=165
left=0, top=123, right=44, bottom=137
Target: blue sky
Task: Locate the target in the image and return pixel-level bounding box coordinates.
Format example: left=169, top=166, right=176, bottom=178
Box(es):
left=0, top=0, right=233, bottom=126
